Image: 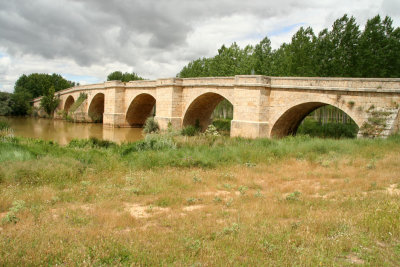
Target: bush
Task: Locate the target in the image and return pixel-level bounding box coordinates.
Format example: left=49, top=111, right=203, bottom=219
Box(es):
left=68, top=137, right=116, bottom=149
left=69, top=93, right=88, bottom=113
left=181, top=125, right=200, bottom=136
left=212, top=118, right=231, bottom=132
left=120, top=134, right=176, bottom=155
left=297, top=118, right=358, bottom=138
left=143, top=117, right=159, bottom=134
left=204, top=125, right=220, bottom=137
left=0, top=120, right=13, bottom=140
left=0, top=120, right=10, bottom=131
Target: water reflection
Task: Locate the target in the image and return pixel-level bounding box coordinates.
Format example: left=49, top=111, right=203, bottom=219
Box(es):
left=4, top=117, right=144, bottom=145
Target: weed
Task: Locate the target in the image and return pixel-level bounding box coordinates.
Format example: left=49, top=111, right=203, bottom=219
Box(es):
left=69, top=93, right=87, bottom=113
left=186, top=197, right=200, bottom=205
left=181, top=125, right=200, bottom=136
left=225, top=198, right=233, bottom=207
left=143, top=117, right=159, bottom=134
left=192, top=175, right=202, bottom=183
left=213, top=196, right=222, bottom=203
left=238, top=185, right=248, bottom=195
left=222, top=223, right=240, bottom=235
left=183, top=237, right=202, bottom=255
left=347, top=101, right=355, bottom=109
left=286, top=191, right=301, bottom=201
left=254, top=190, right=264, bottom=198
left=1, top=200, right=25, bottom=224
left=204, top=124, right=220, bottom=136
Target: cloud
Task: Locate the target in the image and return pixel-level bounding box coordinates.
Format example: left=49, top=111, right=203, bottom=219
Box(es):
left=0, top=0, right=399, bottom=93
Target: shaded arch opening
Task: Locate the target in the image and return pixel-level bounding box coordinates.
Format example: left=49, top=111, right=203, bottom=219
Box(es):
left=183, top=92, right=233, bottom=133
left=88, top=93, right=105, bottom=123
left=271, top=102, right=359, bottom=138
left=64, top=95, right=75, bottom=113
left=126, top=94, right=156, bottom=127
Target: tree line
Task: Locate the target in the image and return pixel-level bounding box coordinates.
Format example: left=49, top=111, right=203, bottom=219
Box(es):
left=0, top=71, right=143, bottom=116
left=178, top=14, right=400, bottom=78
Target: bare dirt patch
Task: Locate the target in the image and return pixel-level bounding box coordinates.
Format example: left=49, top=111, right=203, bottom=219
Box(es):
left=346, top=254, right=365, bottom=265
left=183, top=205, right=205, bottom=212
left=201, top=190, right=231, bottom=196
left=387, top=184, right=400, bottom=196
left=124, top=203, right=170, bottom=219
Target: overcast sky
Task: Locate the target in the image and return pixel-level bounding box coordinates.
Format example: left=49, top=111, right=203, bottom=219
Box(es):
left=0, top=0, right=399, bottom=93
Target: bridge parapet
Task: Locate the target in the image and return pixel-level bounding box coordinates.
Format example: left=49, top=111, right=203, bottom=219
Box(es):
left=31, top=75, right=400, bottom=139
left=271, top=77, right=400, bottom=92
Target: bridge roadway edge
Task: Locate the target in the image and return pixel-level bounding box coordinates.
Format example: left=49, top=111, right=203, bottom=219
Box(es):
left=32, top=75, right=400, bottom=139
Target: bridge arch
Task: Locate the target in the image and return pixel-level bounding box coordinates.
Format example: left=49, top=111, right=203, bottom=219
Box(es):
left=64, top=95, right=75, bottom=112
left=126, top=93, right=156, bottom=127
left=183, top=92, right=233, bottom=131
left=88, top=93, right=105, bottom=123
left=270, top=100, right=361, bottom=138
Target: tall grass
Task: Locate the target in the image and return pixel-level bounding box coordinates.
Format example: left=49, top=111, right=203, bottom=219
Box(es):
left=1, top=132, right=400, bottom=265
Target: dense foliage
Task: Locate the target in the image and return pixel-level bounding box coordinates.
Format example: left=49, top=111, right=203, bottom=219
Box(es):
left=0, top=92, right=13, bottom=116
left=3, top=73, right=75, bottom=116
left=178, top=15, right=400, bottom=78
left=107, top=71, right=144, bottom=82
left=14, top=73, right=75, bottom=99
left=40, top=86, right=61, bottom=117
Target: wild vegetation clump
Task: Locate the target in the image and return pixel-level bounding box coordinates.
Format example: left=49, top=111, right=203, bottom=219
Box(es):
left=68, top=137, right=116, bottom=149
left=69, top=93, right=88, bottom=113
left=39, top=86, right=60, bottom=117
left=181, top=125, right=200, bottom=136
left=143, top=117, right=160, bottom=134
left=297, top=118, right=359, bottom=138
left=0, top=120, right=13, bottom=140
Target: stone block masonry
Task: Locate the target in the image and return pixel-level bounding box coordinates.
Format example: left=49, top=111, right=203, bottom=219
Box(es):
left=33, top=76, right=400, bottom=138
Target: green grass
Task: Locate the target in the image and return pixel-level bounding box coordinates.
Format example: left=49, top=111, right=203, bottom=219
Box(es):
left=1, top=133, right=400, bottom=265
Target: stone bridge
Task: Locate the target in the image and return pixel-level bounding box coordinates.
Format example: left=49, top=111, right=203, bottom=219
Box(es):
left=33, top=75, right=400, bottom=138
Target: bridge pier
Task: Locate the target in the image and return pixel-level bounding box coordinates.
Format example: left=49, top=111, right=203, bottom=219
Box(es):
left=103, top=81, right=127, bottom=127
left=154, top=78, right=183, bottom=130
left=231, top=76, right=270, bottom=138
left=33, top=76, right=400, bottom=139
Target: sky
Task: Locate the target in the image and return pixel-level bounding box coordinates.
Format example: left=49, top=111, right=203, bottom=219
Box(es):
left=0, top=0, right=399, bottom=93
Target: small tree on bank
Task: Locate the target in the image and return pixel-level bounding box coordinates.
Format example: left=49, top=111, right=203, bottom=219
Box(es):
left=40, top=86, right=60, bottom=117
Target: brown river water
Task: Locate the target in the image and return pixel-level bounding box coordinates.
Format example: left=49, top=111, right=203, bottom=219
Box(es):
left=4, top=117, right=144, bottom=145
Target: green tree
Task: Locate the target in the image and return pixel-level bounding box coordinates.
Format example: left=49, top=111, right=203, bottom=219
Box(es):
left=177, top=14, right=399, bottom=79
left=107, top=71, right=144, bottom=82
left=253, top=37, right=272, bottom=75
left=329, top=15, right=361, bottom=77
left=287, top=27, right=317, bottom=76
left=40, top=86, right=60, bottom=117
left=359, top=15, right=400, bottom=77
left=11, top=90, right=32, bottom=116
left=14, top=73, right=74, bottom=98
left=0, top=92, right=13, bottom=116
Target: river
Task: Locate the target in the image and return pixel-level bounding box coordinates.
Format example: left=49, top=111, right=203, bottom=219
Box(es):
left=3, top=117, right=144, bottom=145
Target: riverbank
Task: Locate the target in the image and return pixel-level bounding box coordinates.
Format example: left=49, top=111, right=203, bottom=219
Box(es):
left=1, top=133, right=400, bottom=265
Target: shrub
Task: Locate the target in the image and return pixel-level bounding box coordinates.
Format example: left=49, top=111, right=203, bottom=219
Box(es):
left=68, top=137, right=116, bottom=149
left=181, top=125, right=200, bottom=136
left=297, top=119, right=358, bottom=138
left=0, top=120, right=13, bottom=140
left=0, top=120, right=10, bottom=131
left=1, top=200, right=25, bottom=224
left=143, top=117, right=159, bottom=134
left=69, top=93, right=88, bottom=113
left=204, top=125, right=220, bottom=136
left=286, top=191, right=301, bottom=201
left=120, top=134, right=176, bottom=155
left=212, top=118, right=231, bottom=131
